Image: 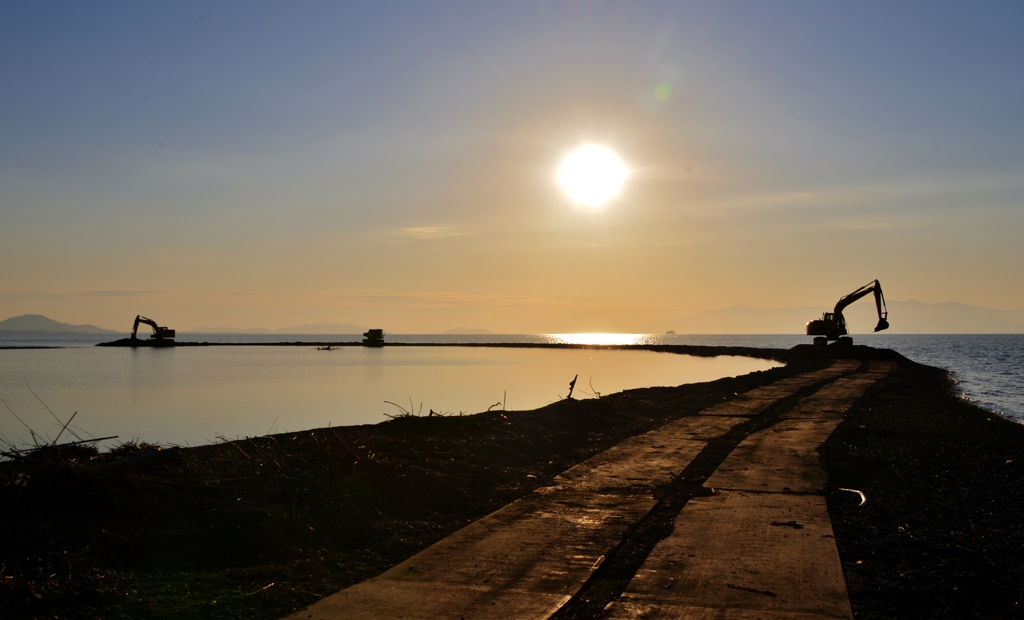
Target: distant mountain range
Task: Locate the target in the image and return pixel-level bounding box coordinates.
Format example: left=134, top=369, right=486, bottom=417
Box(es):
left=187, top=321, right=368, bottom=335
left=443, top=327, right=494, bottom=335
left=645, top=300, right=1024, bottom=334
left=0, top=314, right=119, bottom=334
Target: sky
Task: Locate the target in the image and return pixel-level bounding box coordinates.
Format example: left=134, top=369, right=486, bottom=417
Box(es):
left=2, top=1, right=1023, bottom=333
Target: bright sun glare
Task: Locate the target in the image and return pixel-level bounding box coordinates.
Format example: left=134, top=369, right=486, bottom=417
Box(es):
left=557, top=145, right=627, bottom=207
left=551, top=333, right=644, bottom=346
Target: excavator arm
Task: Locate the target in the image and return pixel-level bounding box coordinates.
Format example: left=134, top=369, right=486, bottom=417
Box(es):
left=132, top=315, right=157, bottom=339
left=131, top=315, right=175, bottom=340
left=834, top=280, right=889, bottom=332
left=806, top=279, right=889, bottom=342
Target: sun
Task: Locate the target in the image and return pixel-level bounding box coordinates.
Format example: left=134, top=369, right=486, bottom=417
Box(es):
left=557, top=145, right=627, bottom=207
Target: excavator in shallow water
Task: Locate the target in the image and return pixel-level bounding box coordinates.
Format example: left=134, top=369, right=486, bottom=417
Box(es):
left=131, top=315, right=175, bottom=341
left=806, top=280, right=889, bottom=346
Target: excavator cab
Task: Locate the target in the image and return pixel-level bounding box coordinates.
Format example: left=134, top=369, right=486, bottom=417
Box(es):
left=823, top=313, right=845, bottom=330
left=806, top=312, right=847, bottom=340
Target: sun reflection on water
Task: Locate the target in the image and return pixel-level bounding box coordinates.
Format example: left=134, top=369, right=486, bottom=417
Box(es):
left=548, top=333, right=647, bottom=346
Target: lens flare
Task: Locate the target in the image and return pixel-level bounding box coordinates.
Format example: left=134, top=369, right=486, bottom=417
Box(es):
left=654, top=82, right=673, bottom=101
left=557, top=145, right=627, bottom=207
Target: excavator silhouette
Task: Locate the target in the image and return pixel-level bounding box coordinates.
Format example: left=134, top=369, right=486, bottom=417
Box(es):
left=806, top=280, right=888, bottom=346
left=131, top=315, right=175, bottom=342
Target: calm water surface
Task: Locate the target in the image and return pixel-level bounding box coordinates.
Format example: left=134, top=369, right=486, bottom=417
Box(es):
left=3, top=332, right=1021, bottom=452
left=0, top=343, right=775, bottom=450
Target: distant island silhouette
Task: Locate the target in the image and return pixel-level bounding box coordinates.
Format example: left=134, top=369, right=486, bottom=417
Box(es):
left=0, top=314, right=118, bottom=334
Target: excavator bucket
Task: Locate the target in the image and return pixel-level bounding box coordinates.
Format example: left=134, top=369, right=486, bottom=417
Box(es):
left=873, top=317, right=889, bottom=332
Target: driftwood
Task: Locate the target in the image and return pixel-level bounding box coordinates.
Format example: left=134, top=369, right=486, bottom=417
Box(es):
left=567, top=374, right=578, bottom=400
left=2, top=435, right=118, bottom=454
left=51, top=411, right=78, bottom=446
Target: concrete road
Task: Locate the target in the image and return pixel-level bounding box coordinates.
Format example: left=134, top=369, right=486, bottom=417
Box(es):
left=285, top=360, right=892, bottom=620
left=605, top=362, right=895, bottom=620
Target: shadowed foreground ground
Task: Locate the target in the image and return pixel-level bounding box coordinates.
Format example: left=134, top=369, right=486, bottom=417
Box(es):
left=2, top=348, right=1022, bottom=619
left=823, top=361, right=1024, bottom=619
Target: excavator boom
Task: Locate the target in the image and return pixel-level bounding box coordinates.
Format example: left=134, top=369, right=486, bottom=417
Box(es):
left=131, top=315, right=175, bottom=340
left=834, top=280, right=889, bottom=332
left=806, top=280, right=889, bottom=342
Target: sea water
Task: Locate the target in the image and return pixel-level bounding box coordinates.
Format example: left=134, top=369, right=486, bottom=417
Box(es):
left=1, top=333, right=1021, bottom=452
left=651, top=333, right=1024, bottom=422
left=0, top=339, right=776, bottom=450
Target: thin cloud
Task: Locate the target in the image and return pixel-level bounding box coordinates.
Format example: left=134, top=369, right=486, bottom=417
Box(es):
left=75, top=290, right=166, bottom=297
left=844, top=219, right=908, bottom=231
left=398, top=226, right=469, bottom=240
left=721, top=171, right=1024, bottom=212
left=0, top=289, right=166, bottom=301
left=318, top=290, right=568, bottom=308
left=629, top=162, right=725, bottom=183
